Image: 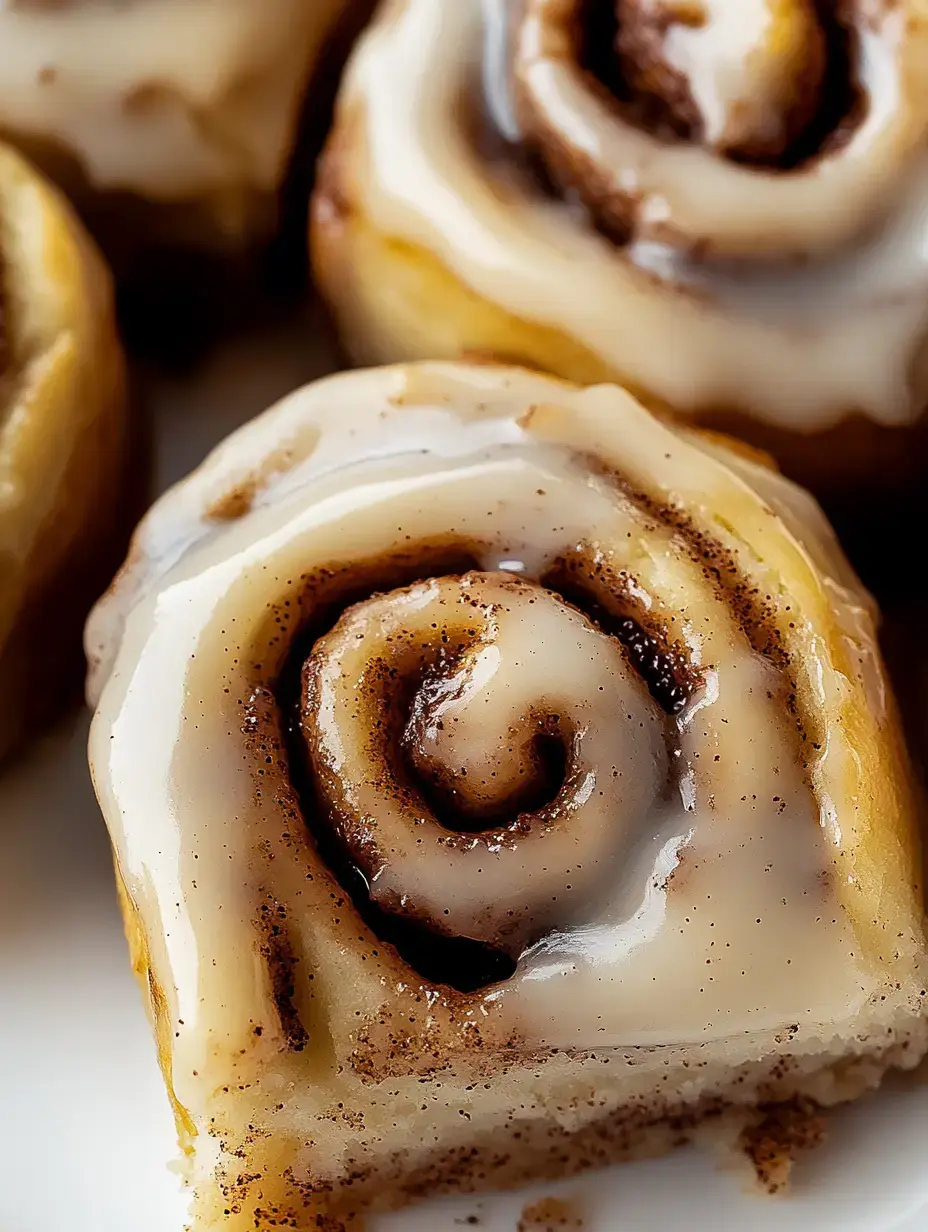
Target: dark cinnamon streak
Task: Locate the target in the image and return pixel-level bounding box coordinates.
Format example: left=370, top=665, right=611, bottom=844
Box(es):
left=543, top=553, right=694, bottom=715
left=408, top=706, right=570, bottom=831
left=615, top=480, right=819, bottom=773
left=258, top=900, right=309, bottom=1053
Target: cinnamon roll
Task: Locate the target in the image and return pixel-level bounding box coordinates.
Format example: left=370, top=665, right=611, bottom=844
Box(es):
left=312, top=0, right=928, bottom=494
left=87, top=361, right=927, bottom=1229
left=0, top=0, right=359, bottom=263
left=0, top=140, right=126, bottom=760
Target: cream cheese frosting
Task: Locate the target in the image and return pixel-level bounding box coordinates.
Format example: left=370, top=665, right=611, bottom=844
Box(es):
left=87, top=362, right=920, bottom=1088
left=325, top=0, right=928, bottom=430
left=0, top=0, right=347, bottom=204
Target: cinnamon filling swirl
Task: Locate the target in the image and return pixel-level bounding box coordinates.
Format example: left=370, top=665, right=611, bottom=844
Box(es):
left=481, top=0, right=910, bottom=256
left=294, top=567, right=692, bottom=952
left=267, top=531, right=702, bottom=991
left=267, top=509, right=813, bottom=1014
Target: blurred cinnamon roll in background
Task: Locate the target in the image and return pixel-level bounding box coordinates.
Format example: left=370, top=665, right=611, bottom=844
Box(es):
left=0, top=0, right=359, bottom=267
left=312, top=0, right=928, bottom=496
left=0, top=140, right=126, bottom=761
left=87, top=361, right=927, bottom=1230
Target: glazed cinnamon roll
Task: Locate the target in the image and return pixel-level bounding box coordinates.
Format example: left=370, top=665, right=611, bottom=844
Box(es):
left=0, top=0, right=359, bottom=262
left=312, top=0, right=928, bottom=493
left=0, top=139, right=126, bottom=760
left=87, top=362, right=927, bottom=1230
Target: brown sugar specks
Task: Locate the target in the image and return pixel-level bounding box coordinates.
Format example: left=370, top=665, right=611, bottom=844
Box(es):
left=517, top=1195, right=584, bottom=1231
left=741, top=1100, right=826, bottom=1195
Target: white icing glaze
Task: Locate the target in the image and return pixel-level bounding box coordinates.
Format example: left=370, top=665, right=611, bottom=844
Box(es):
left=0, top=0, right=346, bottom=199
left=88, top=364, right=888, bottom=1069
left=334, top=0, right=928, bottom=429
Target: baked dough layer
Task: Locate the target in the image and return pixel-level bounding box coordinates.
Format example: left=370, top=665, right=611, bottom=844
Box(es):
left=0, top=140, right=126, bottom=759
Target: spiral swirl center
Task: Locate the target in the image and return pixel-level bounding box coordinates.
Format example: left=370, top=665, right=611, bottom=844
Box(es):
left=300, top=570, right=668, bottom=954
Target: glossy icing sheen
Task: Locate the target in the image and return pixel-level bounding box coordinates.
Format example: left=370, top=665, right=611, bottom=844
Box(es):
left=335, top=0, right=928, bottom=429
left=0, top=0, right=345, bottom=198
left=88, top=364, right=905, bottom=1073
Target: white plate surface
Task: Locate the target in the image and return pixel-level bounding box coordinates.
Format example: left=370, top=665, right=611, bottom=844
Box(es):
left=1, top=316, right=926, bottom=1232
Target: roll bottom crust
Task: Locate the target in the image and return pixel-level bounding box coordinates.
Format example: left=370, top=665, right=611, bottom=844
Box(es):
left=311, top=158, right=928, bottom=505
left=0, top=144, right=127, bottom=760
left=115, top=816, right=928, bottom=1227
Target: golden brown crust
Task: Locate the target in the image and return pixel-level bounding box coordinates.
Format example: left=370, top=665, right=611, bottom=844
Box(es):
left=0, top=142, right=127, bottom=760
left=311, top=149, right=619, bottom=381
